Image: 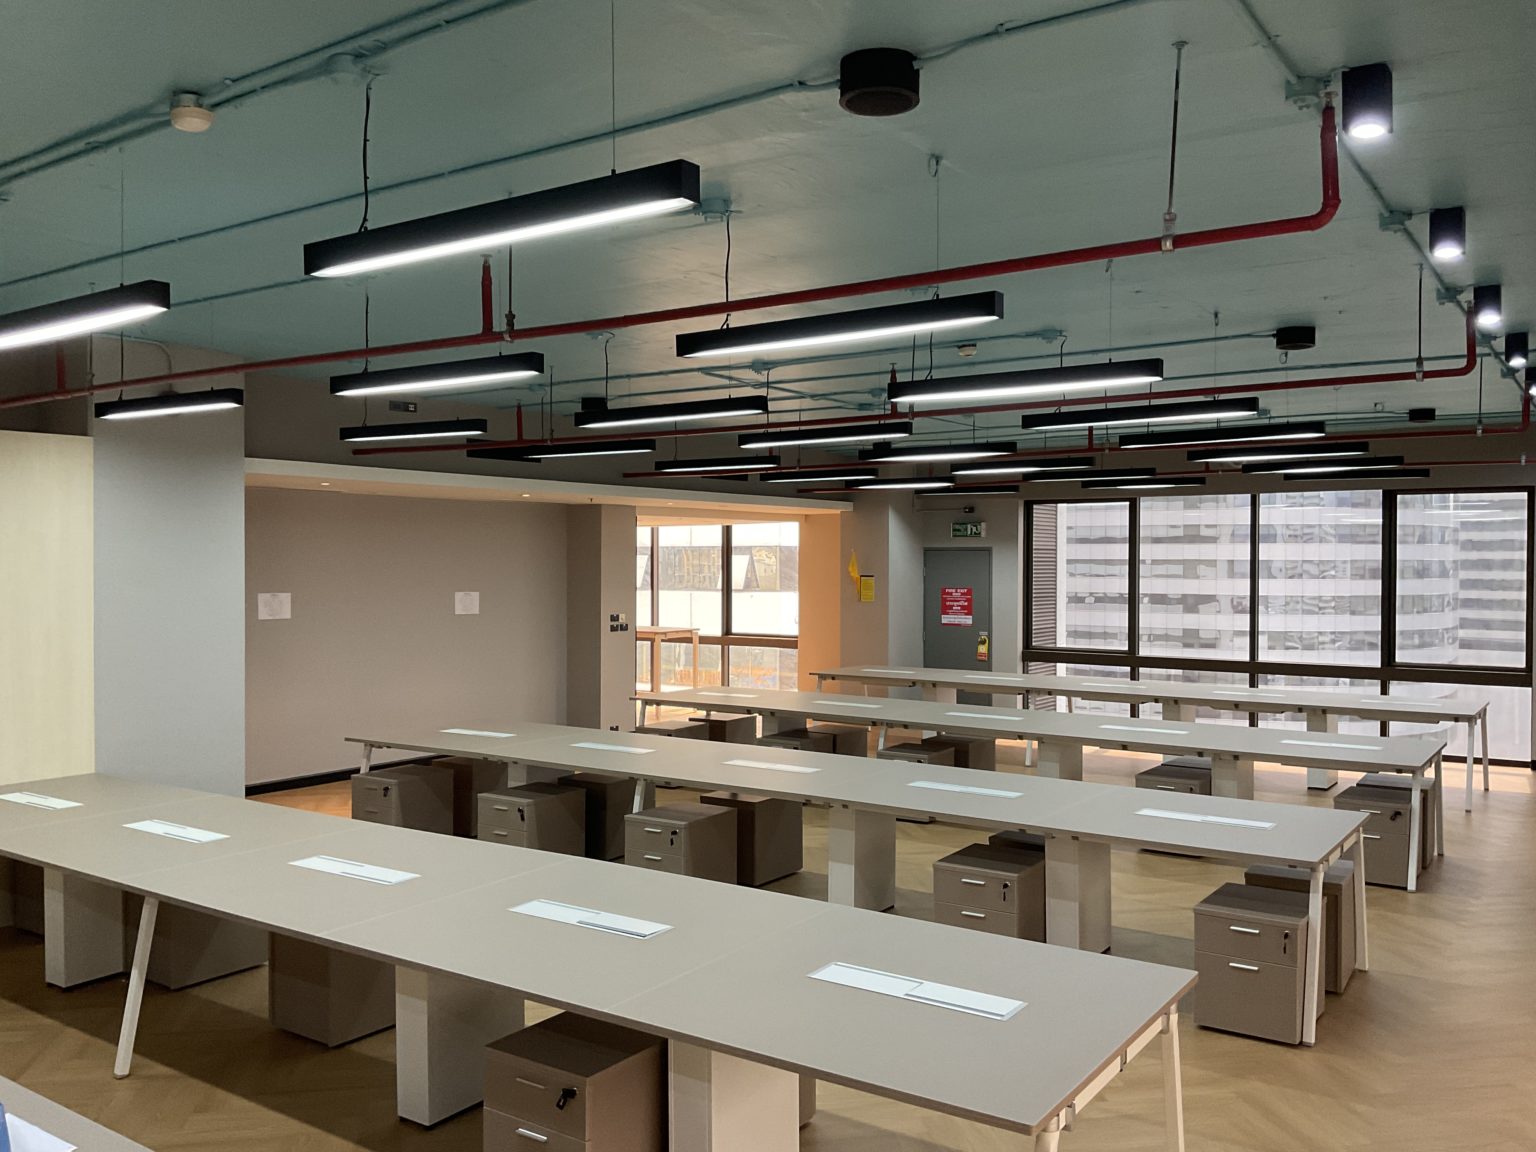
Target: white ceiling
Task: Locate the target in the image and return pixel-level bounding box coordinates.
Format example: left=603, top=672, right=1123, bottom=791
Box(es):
left=1, top=0, right=1532, bottom=459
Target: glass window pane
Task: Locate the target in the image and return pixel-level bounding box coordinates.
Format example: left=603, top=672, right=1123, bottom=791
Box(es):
left=1388, top=681, right=1529, bottom=762
left=659, top=641, right=722, bottom=688
left=1257, top=490, right=1382, bottom=664
left=1255, top=674, right=1385, bottom=737
left=635, top=526, right=653, bottom=628
left=728, top=644, right=799, bottom=690
left=730, top=522, right=800, bottom=636
left=1395, top=492, right=1528, bottom=669
left=656, top=525, right=723, bottom=634
left=1031, top=501, right=1130, bottom=651
left=1137, top=494, right=1251, bottom=659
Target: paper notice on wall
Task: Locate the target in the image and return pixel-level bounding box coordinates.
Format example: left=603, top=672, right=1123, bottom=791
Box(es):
left=939, top=586, right=974, bottom=626
left=257, top=592, right=291, bottom=620
left=454, top=591, right=480, bottom=615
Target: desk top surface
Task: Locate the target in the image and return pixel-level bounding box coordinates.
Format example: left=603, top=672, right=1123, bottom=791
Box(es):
left=0, top=1076, right=152, bottom=1151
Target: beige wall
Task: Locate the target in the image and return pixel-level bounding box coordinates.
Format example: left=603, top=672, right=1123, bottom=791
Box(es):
left=565, top=504, right=639, bottom=731
left=796, top=513, right=842, bottom=688
left=0, top=431, right=94, bottom=783
left=245, top=488, right=568, bottom=784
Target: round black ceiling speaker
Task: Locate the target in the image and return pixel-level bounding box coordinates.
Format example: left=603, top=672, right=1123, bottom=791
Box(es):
left=839, top=48, right=920, bottom=117
left=1274, top=325, right=1317, bottom=351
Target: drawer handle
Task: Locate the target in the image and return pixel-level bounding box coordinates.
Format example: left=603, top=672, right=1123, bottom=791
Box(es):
left=1228, top=925, right=1260, bottom=935
left=1228, top=962, right=1260, bottom=972
left=643, top=854, right=663, bottom=861
left=1155, top=784, right=1177, bottom=791
left=1363, top=833, right=1382, bottom=840
left=514, top=1076, right=545, bottom=1090
left=493, top=804, right=510, bottom=812
left=643, top=826, right=664, bottom=834
left=515, top=1130, right=549, bottom=1144
left=1358, top=807, right=1381, bottom=815
left=492, top=830, right=507, bottom=838
left=960, top=910, right=986, bottom=919
left=959, top=877, right=987, bottom=886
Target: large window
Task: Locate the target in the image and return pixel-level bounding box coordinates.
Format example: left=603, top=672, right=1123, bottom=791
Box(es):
left=1031, top=501, right=1130, bottom=651
left=730, top=522, right=800, bottom=635
left=1138, top=493, right=1251, bottom=659
left=1258, top=490, right=1382, bottom=664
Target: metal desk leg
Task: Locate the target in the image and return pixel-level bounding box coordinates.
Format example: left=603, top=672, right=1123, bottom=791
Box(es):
left=1464, top=719, right=1477, bottom=811
left=1480, top=711, right=1491, bottom=792
left=1162, top=1008, right=1186, bottom=1152
left=1210, top=756, right=1255, bottom=800
left=1432, top=754, right=1445, bottom=858
left=1305, top=711, right=1340, bottom=791
left=1035, top=740, right=1084, bottom=781
left=1301, top=864, right=1324, bottom=1046
left=1405, top=778, right=1422, bottom=893
left=1044, top=836, right=1112, bottom=953
left=1350, top=830, right=1370, bottom=971
left=691, top=632, right=700, bottom=688
left=113, top=896, right=158, bottom=1079
left=670, top=1041, right=799, bottom=1152
left=1034, top=1115, right=1063, bottom=1151
left=395, top=967, right=524, bottom=1126
left=359, top=742, right=374, bottom=775
left=826, top=806, right=895, bottom=911
left=43, top=868, right=125, bottom=988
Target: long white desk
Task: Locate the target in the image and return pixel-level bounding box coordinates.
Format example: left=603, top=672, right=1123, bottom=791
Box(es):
left=812, top=664, right=1491, bottom=806
left=0, top=774, right=1193, bottom=1151
left=347, top=721, right=1369, bottom=1045
left=0, top=1075, right=151, bottom=1151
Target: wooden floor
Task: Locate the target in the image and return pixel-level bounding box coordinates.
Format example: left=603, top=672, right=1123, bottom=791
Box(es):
left=3, top=741, right=1533, bottom=1151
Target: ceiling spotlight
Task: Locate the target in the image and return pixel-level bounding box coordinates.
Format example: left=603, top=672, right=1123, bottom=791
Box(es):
left=1188, top=440, right=1369, bottom=465
left=95, top=388, right=243, bottom=420
left=0, top=281, right=170, bottom=352
left=1020, top=397, right=1260, bottom=432
left=1526, top=367, right=1536, bottom=391
left=1243, top=455, right=1405, bottom=475
left=330, top=353, right=545, bottom=397
left=1341, top=62, right=1393, bottom=140
left=304, top=160, right=700, bottom=278
left=1118, top=419, right=1326, bottom=450
left=1473, top=284, right=1503, bottom=330
left=1273, top=326, right=1316, bottom=352
left=676, top=292, right=1003, bottom=358
left=839, top=48, right=920, bottom=117
left=847, top=477, right=955, bottom=491
left=169, top=92, right=214, bottom=133
left=858, top=440, right=1017, bottom=464
left=1505, top=331, right=1528, bottom=370
left=951, top=455, right=1097, bottom=477
left=1428, top=207, right=1466, bottom=261
left=738, top=420, right=912, bottom=449
left=652, top=454, right=782, bottom=473
left=471, top=438, right=657, bottom=460
left=1081, top=476, right=1206, bottom=491
left=339, top=418, right=489, bottom=442
left=573, top=394, right=768, bottom=429
left=888, top=358, right=1163, bottom=405
left=761, top=466, right=880, bottom=484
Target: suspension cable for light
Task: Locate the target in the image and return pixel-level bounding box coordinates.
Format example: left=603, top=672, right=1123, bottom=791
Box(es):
left=573, top=394, right=768, bottom=429
left=738, top=421, right=912, bottom=449
left=859, top=440, right=1017, bottom=464
left=0, top=281, right=170, bottom=351
left=887, top=358, right=1163, bottom=405
left=95, top=388, right=242, bottom=421
left=339, top=418, right=489, bottom=442
left=1020, top=397, right=1259, bottom=432
left=652, top=454, right=782, bottom=473
left=951, top=455, right=1097, bottom=477
left=330, top=353, right=545, bottom=396
left=470, top=438, right=657, bottom=460
left=1116, top=419, right=1325, bottom=449
left=676, top=292, right=1003, bottom=358
left=1188, top=440, right=1369, bottom=465
left=304, top=161, right=701, bottom=278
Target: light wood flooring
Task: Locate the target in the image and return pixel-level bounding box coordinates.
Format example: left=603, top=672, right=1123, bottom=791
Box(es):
left=2, top=740, right=1533, bottom=1151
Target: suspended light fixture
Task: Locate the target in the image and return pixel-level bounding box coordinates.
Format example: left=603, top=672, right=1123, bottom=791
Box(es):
left=1505, top=331, right=1528, bottom=370
left=304, top=160, right=701, bottom=278
left=952, top=455, right=1097, bottom=477
left=1243, top=455, right=1405, bottom=475
left=1473, top=284, right=1502, bottom=329
left=1024, top=467, right=1156, bottom=484
left=95, top=388, right=243, bottom=421
left=0, top=281, right=170, bottom=352
left=675, top=292, right=1003, bottom=358
left=761, top=466, right=880, bottom=484
left=919, top=484, right=1018, bottom=496
left=1117, top=419, right=1326, bottom=449
left=573, top=394, right=768, bottom=429
left=1341, top=62, right=1393, bottom=140
left=1082, top=475, right=1206, bottom=491
left=339, top=418, right=489, bottom=442
left=470, top=438, right=657, bottom=460
left=846, top=477, right=955, bottom=491
left=1285, top=467, right=1428, bottom=481
left=1428, top=207, right=1466, bottom=261
left=738, top=420, right=911, bottom=449
left=330, top=352, right=545, bottom=397
left=1188, top=440, right=1369, bottom=465
left=1020, top=397, right=1260, bottom=432
left=1526, top=367, right=1536, bottom=391
left=887, top=358, right=1164, bottom=405
left=858, top=440, right=1017, bottom=464
left=652, top=454, right=782, bottom=473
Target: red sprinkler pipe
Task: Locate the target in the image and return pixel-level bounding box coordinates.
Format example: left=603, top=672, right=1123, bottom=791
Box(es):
left=0, top=108, right=1339, bottom=412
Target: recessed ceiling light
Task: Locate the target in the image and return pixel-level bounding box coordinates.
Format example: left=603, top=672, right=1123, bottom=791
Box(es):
left=676, top=292, right=1003, bottom=358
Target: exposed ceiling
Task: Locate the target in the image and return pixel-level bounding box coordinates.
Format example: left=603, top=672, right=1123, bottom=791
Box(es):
left=1, top=0, right=1533, bottom=472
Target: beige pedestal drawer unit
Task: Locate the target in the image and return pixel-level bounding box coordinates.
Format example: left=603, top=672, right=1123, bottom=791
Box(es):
left=876, top=742, right=955, bottom=766
left=484, top=1013, right=664, bottom=1152
left=756, top=727, right=835, bottom=754
left=558, top=772, right=636, bottom=860
left=1134, top=762, right=1213, bottom=796
left=636, top=719, right=707, bottom=739
left=932, top=842, right=1046, bottom=940
left=808, top=722, right=870, bottom=756
left=351, top=764, right=454, bottom=835
left=477, top=784, right=586, bottom=855
left=268, top=934, right=395, bottom=1047
left=1194, top=883, right=1314, bottom=1045
left=1358, top=772, right=1436, bottom=868
left=687, top=711, right=759, bottom=743
left=1334, top=782, right=1424, bottom=888
left=624, top=803, right=737, bottom=883
left=699, top=791, right=803, bottom=885
left=921, top=734, right=996, bottom=770
left=432, top=755, right=508, bottom=837
left=1244, top=860, right=1357, bottom=994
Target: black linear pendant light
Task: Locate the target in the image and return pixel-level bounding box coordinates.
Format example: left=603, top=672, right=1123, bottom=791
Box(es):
left=573, top=394, right=768, bottom=429
left=1243, top=455, right=1405, bottom=475
left=0, top=281, right=170, bottom=351
left=859, top=440, right=1017, bottom=464
left=889, top=359, right=1164, bottom=405
left=1116, top=420, right=1326, bottom=450
left=738, top=421, right=912, bottom=449
left=652, top=454, right=782, bottom=473
left=1081, top=475, right=1206, bottom=490
left=470, top=438, right=657, bottom=460
left=330, top=353, right=545, bottom=396
left=1020, top=397, right=1260, bottom=432
left=760, top=466, right=880, bottom=484
left=951, top=455, right=1097, bottom=477
left=1188, top=440, right=1369, bottom=465
left=95, top=388, right=243, bottom=420
left=339, top=418, right=489, bottom=442
left=676, top=292, right=1003, bottom=358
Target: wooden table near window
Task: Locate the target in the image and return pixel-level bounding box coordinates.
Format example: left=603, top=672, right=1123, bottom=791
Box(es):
left=635, top=625, right=700, bottom=692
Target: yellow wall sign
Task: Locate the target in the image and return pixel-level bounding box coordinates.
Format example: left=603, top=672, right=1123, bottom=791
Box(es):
left=859, top=575, right=876, bottom=603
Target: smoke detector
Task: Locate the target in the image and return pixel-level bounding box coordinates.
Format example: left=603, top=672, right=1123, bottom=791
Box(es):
left=169, top=92, right=214, bottom=133
left=956, top=343, right=978, bottom=358
left=839, top=48, right=920, bottom=117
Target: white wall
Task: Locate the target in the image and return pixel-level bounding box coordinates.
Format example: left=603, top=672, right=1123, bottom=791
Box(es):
left=245, top=488, right=568, bottom=784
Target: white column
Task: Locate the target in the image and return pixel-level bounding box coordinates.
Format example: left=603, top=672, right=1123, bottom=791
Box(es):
left=1044, top=836, right=1112, bottom=953
left=670, top=1041, right=799, bottom=1152
left=395, top=967, right=524, bottom=1126
left=1034, top=739, right=1084, bottom=781
left=825, top=806, right=896, bottom=911
left=43, top=868, right=125, bottom=988
left=1305, top=711, right=1339, bottom=790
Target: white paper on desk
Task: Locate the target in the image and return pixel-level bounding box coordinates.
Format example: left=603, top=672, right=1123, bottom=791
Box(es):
left=0, top=792, right=81, bottom=810
left=1281, top=738, right=1380, bottom=750
left=1099, top=723, right=1189, bottom=735
left=571, top=742, right=654, bottom=755
left=5, top=1113, right=78, bottom=1152
left=1213, top=690, right=1286, bottom=699
left=698, top=690, right=758, bottom=698
left=1136, top=808, right=1276, bottom=830
left=809, top=962, right=1024, bottom=1021
left=723, top=758, right=821, bottom=774
left=441, top=727, right=516, bottom=738
left=289, top=855, right=419, bottom=885
left=511, top=899, right=672, bottom=939
left=944, top=710, right=1022, bottom=721
left=909, top=780, right=1023, bottom=799
left=822, top=700, right=882, bottom=709
left=123, top=819, right=228, bottom=843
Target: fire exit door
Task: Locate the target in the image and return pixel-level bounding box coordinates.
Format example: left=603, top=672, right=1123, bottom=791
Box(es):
left=923, top=548, right=992, bottom=673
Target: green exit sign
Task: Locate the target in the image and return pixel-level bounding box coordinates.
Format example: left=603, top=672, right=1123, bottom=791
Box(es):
left=951, top=521, right=986, bottom=538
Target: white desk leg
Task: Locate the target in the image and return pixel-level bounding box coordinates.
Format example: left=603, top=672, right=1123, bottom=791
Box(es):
left=1404, top=773, right=1423, bottom=890
left=1034, top=1114, right=1063, bottom=1151
left=1350, top=830, right=1370, bottom=971
left=1301, top=864, right=1324, bottom=1046
left=1162, top=1008, right=1186, bottom=1152
left=1480, top=712, right=1491, bottom=793
left=799, top=1075, right=816, bottom=1127
left=113, top=896, right=158, bottom=1079
left=395, top=967, right=524, bottom=1126
left=1432, top=754, right=1445, bottom=858
left=359, top=742, right=374, bottom=774
left=1464, top=719, right=1477, bottom=811
left=1044, top=836, right=1112, bottom=953
left=1210, top=756, right=1254, bottom=800
left=1035, top=740, right=1084, bottom=781
left=670, top=1041, right=799, bottom=1152
left=1305, top=711, right=1339, bottom=791
left=826, top=806, right=895, bottom=911
left=43, top=868, right=125, bottom=988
